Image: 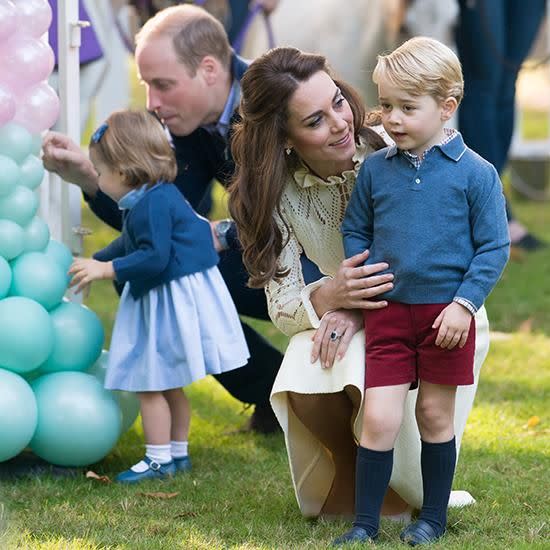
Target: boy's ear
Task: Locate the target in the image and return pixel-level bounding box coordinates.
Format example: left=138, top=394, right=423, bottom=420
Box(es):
left=441, top=97, right=458, bottom=121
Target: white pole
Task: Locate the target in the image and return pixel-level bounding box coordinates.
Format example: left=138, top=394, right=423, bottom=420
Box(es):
left=42, top=0, right=86, bottom=303
left=57, top=0, right=83, bottom=251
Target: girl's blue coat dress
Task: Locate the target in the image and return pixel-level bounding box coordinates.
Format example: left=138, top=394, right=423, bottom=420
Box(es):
left=94, top=182, right=249, bottom=392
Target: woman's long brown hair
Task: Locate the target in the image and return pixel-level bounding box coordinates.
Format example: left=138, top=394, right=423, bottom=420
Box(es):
left=228, top=47, right=385, bottom=288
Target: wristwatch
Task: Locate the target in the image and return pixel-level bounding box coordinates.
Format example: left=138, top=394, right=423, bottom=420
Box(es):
left=215, top=219, right=233, bottom=251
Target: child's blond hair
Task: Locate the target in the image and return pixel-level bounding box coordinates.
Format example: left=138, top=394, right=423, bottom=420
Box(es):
left=373, top=36, right=463, bottom=104
left=90, top=110, right=177, bottom=188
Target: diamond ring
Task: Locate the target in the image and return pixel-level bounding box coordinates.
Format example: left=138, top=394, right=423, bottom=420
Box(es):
left=330, top=330, right=341, bottom=342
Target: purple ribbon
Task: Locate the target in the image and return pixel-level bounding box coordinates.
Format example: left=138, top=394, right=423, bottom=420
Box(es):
left=232, top=3, right=275, bottom=55
left=48, top=0, right=103, bottom=66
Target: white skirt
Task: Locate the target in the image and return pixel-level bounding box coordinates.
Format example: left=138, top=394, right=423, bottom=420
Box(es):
left=270, top=306, right=490, bottom=516
left=105, top=266, right=250, bottom=392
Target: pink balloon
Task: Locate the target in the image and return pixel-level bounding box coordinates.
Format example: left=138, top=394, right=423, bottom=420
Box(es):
left=12, top=0, right=52, bottom=39
left=14, top=82, right=59, bottom=134
left=0, top=1, right=17, bottom=43
left=0, top=86, right=16, bottom=127
left=0, top=36, right=54, bottom=93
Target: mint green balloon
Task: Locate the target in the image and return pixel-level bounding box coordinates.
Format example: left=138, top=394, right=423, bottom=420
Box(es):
left=86, top=349, right=110, bottom=384
left=44, top=239, right=73, bottom=276
left=18, top=154, right=44, bottom=190
left=0, top=368, right=38, bottom=461
left=30, top=134, right=42, bottom=156
left=30, top=372, right=122, bottom=467
left=10, top=251, right=67, bottom=310
left=21, top=368, right=42, bottom=384
left=116, top=388, right=141, bottom=434
left=0, top=296, right=54, bottom=373
left=41, top=301, right=104, bottom=373
left=87, top=350, right=140, bottom=434
left=0, top=154, right=20, bottom=197
left=0, top=123, right=33, bottom=163
left=0, top=256, right=12, bottom=298
left=0, top=185, right=38, bottom=226
left=0, top=219, right=25, bottom=260
left=23, top=216, right=50, bottom=252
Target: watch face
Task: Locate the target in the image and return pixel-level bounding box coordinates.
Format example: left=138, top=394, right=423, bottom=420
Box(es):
left=215, top=220, right=232, bottom=250
left=217, top=220, right=231, bottom=234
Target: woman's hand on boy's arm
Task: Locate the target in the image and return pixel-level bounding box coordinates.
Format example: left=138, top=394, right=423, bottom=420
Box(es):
left=310, top=250, right=393, bottom=315
left=68, top=258, right=115, bottom=294
left=432, top=302, right=473, bottom=350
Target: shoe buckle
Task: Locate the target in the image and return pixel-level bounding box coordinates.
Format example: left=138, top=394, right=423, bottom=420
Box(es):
left=149, top=460, right=161, bottom=471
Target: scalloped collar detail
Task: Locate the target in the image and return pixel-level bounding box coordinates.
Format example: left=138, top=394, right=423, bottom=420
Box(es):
left=292, top=138, right=369, bottom=189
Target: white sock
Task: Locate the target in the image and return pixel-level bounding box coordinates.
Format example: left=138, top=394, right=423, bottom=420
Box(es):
left=145, top=444, right=172, bottom=464
left=171, top=440, right=189, bottom=459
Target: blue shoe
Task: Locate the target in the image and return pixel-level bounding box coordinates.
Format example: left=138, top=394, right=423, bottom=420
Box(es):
left=400, top=519, right=444, bottom=546
left=173, top=455, right=192, bottom=473
left=332, top=526, right=378, bottom=546
left=115, top=456, right=176, bottom=484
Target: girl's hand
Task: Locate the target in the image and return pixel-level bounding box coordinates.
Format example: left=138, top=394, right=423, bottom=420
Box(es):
left=311, top=309, right=363, bottom=369
left=432, top=302, right=473, bottom=350
left=329, top=250, right=394, bottom=310
left=68, top=258, right=115, bottom=294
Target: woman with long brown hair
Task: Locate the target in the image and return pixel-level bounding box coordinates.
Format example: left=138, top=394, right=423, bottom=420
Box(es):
left=229, top=47, right=490, bottom=518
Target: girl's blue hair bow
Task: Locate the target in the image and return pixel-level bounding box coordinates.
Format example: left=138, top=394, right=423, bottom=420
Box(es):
left=91, top=122, right=108, bottom=143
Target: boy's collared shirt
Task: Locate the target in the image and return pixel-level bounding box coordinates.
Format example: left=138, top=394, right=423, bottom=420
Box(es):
left=401, top=128, right=458, bottom=169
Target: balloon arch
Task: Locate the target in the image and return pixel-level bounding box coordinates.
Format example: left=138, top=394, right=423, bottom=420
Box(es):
left=0, top=0, right=138, bottom=469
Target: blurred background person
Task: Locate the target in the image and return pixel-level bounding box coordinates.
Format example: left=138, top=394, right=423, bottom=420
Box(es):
left=455, top=0, right=547, bottom=252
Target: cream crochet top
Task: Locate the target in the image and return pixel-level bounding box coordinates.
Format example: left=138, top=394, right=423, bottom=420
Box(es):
left=266, top=138, right=373, bottom=336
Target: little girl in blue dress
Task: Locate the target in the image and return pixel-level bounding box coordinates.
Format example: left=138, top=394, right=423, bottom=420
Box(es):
left=69, top=110, right=249, bottom=483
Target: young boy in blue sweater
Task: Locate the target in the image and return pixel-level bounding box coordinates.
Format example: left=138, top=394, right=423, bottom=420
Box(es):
left=334, top=37, right=510, bottom=546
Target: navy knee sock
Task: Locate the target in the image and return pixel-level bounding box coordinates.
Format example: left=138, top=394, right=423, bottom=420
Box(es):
left=353, top=446, right=394, bottom=537
left=418, top=437, right=457, bottom=535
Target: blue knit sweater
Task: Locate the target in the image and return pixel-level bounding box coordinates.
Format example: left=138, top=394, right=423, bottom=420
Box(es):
left=94, top=183, right=218, bottom=299
left=342, top=133, right=510, bottom=310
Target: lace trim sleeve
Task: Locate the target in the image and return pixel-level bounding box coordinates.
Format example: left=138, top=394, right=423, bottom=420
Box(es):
left=265, top=217, right=319, bottom=337
left=300, top=276, right=333, bottom=328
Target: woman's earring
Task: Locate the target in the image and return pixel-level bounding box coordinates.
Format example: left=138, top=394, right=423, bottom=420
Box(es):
left=285, top=147, right=292, bottom=156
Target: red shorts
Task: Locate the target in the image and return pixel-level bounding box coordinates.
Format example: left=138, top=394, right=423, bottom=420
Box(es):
left=364, top=302, right=475, bottom=388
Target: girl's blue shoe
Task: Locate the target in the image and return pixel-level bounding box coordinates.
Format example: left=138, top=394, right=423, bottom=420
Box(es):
left=173, top=455, right=192, bottom=473
left=115, top=456, right=176, bottom=484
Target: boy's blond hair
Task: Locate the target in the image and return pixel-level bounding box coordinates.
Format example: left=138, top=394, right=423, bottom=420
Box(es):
left=90, top=110, right=177, bottom=188
left=135, top=4, right=231, bottom=76
left=373, top=36, right=463, bottom=104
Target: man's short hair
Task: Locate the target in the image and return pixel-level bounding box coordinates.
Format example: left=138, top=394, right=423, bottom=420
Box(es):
left=373, top=36, right=464, bottom=104
left=135, top=4, right=232, bottom=75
